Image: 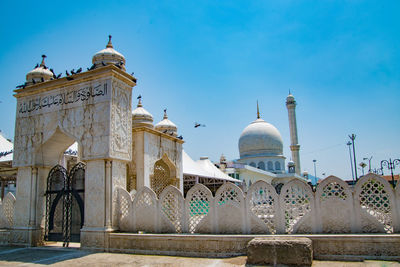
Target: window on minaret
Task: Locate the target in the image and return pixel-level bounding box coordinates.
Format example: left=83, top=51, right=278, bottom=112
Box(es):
left=258, top=161, right=265, bottom=170
left=275, top=161, right=281, bottom=170
left=267, top=161, right=273, bottom=170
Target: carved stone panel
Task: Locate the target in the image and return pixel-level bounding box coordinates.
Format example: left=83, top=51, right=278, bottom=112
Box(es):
left=110, top=79, right=132, bottom=161
left=215, top=183, right=245, bottom=234
left=316, top=176, right=353, bottom=233
left=354, top=174, right=395, bottom=233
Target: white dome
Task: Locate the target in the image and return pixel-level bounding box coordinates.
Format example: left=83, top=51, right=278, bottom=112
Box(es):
left=155, top=109, right=177, bottom=136
left=132, top=98, right=153, bottom=128
left=239, top=118, right=283, bottom=158
left=92, top=35, right=126, bottom=70
left=26, top=55, right=53, bottom=84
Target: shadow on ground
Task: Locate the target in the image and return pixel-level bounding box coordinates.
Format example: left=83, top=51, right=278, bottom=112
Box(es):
left=0, top=246, right=91, bottom=265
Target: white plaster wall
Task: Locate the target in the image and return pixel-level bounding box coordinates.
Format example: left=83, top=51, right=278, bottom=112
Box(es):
left=133, top=132, right=146, bottom=189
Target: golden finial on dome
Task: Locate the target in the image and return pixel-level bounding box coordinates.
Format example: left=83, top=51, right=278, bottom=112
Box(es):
left=106, top=35, right=113, bottom=48
left=257, top=100, right=260, bottom=119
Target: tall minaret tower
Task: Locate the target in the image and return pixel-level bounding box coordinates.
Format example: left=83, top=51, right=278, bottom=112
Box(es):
left=286, top=92, right=301, bottom=175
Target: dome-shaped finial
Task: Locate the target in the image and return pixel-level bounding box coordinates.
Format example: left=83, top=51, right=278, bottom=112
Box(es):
left=106, top=35, right=113, bottom=48
left=132, top=95, right=154, bottom=129
left=40, top=54, right=46, bottom=67
left=92, top=35, right=126, bottom=70
left=26, top=55, right=52, bottom=84
left=155, top=108, right=178, bottom=136
left=257, top=100, right=260, bottom=119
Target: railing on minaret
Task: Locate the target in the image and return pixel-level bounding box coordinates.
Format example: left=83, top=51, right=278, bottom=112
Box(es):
left=286, top=92, right=301, bottom=175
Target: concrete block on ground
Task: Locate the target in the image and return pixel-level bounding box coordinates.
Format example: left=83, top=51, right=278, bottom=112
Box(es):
left=247, top=237, right=313, bottom=266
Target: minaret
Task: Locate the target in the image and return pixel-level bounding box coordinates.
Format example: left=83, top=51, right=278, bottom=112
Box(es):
left=286, top=92, right=301, bottom=175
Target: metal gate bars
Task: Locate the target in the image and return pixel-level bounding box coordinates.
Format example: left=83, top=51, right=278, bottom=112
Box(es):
left=45, top=162, right=85, bottom=247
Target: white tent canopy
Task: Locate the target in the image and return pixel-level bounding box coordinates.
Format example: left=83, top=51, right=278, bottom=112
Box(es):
left=0, top=133, right=13, bottom=162
left=182, top=150, right=211, bottom=178
left=196, top=157, right=241, bottom=183
left=182, top=150, right=240, bottom=183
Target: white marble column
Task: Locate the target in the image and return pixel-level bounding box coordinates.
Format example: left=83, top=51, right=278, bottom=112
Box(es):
left=105, top=160, right=112, bottom=229
left=80, top=159, right=107, bottom=250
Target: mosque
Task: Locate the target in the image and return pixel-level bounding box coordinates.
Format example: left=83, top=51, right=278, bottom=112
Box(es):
left=217, top=96, right=307, bottom=191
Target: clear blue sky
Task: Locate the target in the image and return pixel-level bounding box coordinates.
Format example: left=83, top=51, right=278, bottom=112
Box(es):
left=0, top=0, right=399, bottom=179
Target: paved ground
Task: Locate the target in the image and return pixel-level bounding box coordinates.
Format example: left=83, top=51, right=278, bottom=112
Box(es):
left=0, top=245, right=398, bottom=266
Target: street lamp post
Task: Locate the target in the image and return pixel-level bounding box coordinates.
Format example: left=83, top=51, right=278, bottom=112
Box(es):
left=380, top=158, right=400, bottom=186
left=313, top=159, right=317, bottom=180
left=347, top=141, right=355, bottom=183
left=363, top=156, right=373, bottom=173
left=348, top=134, right=358, bottom=181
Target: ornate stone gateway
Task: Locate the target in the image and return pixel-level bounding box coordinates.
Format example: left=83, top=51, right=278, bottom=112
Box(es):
left=45, top=162, right=85, bottom=247
left=11, top=37, right=135, bottom=247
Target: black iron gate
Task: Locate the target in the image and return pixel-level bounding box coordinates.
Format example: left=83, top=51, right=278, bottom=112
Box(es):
left=45, top=162, right=85, bottom=247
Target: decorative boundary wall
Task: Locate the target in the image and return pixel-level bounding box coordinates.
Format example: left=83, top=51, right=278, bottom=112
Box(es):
left=115, top=174, right=400, bottom=234
left=0, top=173, right=399, bottom=235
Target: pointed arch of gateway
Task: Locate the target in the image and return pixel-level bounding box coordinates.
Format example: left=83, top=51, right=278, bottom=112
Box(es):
left=34, top=126, right=81, bottom=167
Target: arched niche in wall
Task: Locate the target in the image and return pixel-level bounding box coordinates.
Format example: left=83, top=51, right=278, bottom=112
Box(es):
left=151, top=153, right=178, bottom=196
